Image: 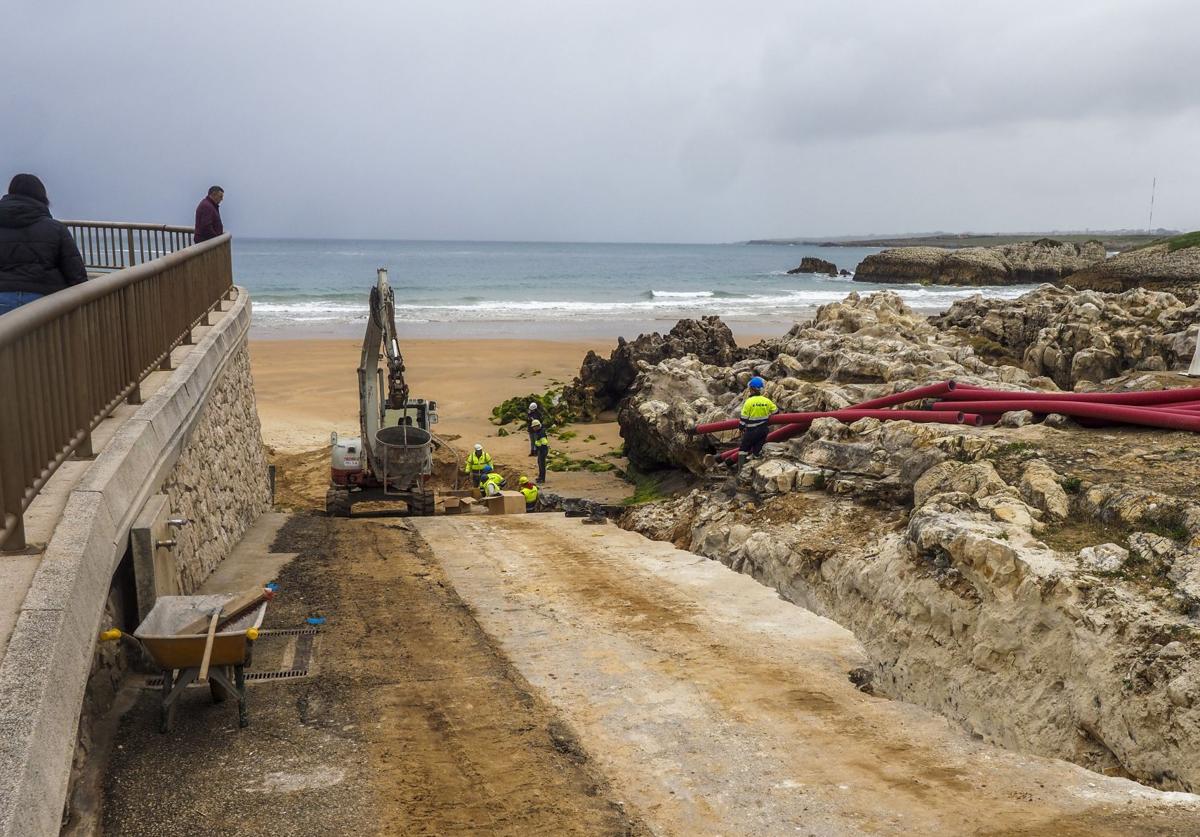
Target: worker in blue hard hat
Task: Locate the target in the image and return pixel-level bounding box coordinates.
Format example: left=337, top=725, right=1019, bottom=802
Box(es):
left=480, top=463, right=506, bottom=497
left=735, top=375, right=777, bottom=471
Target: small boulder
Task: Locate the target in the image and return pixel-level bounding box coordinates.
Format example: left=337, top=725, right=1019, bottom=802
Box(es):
left=751, top=459, right=800, bottom=494
left=1019, top=460, right=1071, bottom=521
left=998, top=410, right=1034, bottom=428
left=1079, top=542, right=1129, bottom=572
left=913, top=460, right=1009, bottom=508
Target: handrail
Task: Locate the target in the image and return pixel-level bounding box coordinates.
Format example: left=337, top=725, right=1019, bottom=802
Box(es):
left=0, top=233, right=234, bottom=550
left=62, top=220, right=196, bottom=272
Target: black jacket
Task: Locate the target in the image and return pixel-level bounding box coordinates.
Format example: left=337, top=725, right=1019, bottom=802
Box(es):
left=0, top=194, right=87, bottom=295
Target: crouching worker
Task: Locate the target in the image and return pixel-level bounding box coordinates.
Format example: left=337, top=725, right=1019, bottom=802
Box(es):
left=480, top=464, right=506, bottom=497
left=518, top=475, right=539, bottom=511
left=736, top=376, right=777, bottom=471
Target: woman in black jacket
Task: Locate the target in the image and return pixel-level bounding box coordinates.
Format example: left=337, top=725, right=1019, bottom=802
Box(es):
left=0, top=174, right=87, bottom=316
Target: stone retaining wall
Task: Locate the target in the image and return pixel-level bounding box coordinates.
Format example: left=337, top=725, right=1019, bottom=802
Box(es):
left=0, top=289, right=269, bottom=837
left=161, top=345, right=271, bottom=594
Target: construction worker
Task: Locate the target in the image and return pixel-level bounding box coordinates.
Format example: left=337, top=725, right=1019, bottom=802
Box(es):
left=736, top=376, right=777, bottom=470
left=530, top=419, right=550, bottom=483
left=518, top=475, right=539, bottom=511
left=526, top=401, right=544, bottom=456
left=464, top=443, right=493, bottom=487
left=480, top=464, right=506, bottom=497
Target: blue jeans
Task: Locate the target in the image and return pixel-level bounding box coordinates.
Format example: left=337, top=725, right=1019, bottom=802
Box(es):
left=0, top=291, right=44, bottom=316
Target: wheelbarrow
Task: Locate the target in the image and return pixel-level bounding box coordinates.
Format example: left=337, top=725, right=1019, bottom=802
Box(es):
left=108, top=592, right=269, bottom=733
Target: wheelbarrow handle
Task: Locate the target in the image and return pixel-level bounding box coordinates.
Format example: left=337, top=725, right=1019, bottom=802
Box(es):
left=197, top=609, right=220, bottom=683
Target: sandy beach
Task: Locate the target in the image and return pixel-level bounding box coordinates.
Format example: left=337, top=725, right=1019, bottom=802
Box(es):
left=250, top=336, right=642, bottom=502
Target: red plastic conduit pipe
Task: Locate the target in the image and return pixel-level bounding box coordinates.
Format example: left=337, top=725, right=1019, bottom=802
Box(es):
left=927, top=399, right=1200, bottom=432
left=692, top=380, right=959, bottom=436
left=716, top=409, right=975, bottom=460
left=939, top=387, right=1200, bottom=406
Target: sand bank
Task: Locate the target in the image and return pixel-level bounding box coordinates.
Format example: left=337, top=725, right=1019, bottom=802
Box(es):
left=250, top=337, right=642, bottom=502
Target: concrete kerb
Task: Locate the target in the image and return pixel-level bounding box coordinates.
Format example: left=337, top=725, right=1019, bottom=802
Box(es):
left=0, top=288, right=252, bottom=837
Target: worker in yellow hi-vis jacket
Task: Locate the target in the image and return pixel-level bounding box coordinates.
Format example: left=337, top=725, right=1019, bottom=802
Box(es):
left=464, top=443, right=493, bottom=487
left=736, top=376, right=777, bottom=471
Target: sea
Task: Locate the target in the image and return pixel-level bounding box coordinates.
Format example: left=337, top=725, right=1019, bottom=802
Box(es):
left=234, top=239, right=1035, bottom=340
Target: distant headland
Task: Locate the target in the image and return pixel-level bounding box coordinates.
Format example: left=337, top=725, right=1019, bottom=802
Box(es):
left=747, top=230, right=1178, bottom=251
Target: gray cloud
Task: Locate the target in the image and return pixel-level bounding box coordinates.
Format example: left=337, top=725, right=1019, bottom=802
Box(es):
left=1, top=1, right=1196, bottom=241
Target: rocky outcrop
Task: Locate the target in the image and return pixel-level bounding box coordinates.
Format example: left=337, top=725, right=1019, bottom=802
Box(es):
left=1066, top=239, right=1200, bottom=297
left=621, top=416, right=1200, bottom=791
left=602, top=275, right=1200, bottom=792
left=618, top=292, right=1043, bottom=472
left=933, top=285, right=1200, bottom=388
left=853, top=239, right=1106, bottom=287
left=787, top=256, right=838, bottom=276
left=1000, top=238, right=1107, bottom=283
left=562, top=316, right=743, bottom=420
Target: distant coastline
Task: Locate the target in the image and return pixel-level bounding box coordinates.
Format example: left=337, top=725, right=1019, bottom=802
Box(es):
left=746, top=231, right=1177, bottom=251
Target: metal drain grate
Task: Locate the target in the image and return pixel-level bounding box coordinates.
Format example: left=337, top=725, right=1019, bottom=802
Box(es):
left=143, top=669, right=311, bottom=688
left=140, top=626, right=319, bottom=689
left=246, top=668, right=309, bottom=682
left=256, top=627, right=321, bottom=637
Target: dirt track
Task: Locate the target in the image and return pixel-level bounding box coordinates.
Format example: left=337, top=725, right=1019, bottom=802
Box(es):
left=102, top=515, right=639, bottom=836
left=101, top=510, right=1200, bottom=835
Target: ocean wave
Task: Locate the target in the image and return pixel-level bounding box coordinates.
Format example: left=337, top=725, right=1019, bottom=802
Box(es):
left=251, top=283, right=1035, bottom=326
left=649, top=290, right=713, bottom=299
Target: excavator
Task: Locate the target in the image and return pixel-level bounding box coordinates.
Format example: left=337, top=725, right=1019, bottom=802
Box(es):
left=326, top=268, right=440, bottom=517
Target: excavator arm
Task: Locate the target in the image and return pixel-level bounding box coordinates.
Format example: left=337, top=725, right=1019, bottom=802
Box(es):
left=370, top=269, right=410, bottom=409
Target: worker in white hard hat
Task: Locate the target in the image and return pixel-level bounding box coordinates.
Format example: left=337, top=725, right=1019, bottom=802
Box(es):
left=526, top=401, right=544, bottom=456
left=464, top=443, right=493, bottom=487
left=530, top=419, right=550, bottom=483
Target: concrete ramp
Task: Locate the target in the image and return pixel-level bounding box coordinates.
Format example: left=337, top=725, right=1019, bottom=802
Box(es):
left=415, top=514, right=1200, bottom=836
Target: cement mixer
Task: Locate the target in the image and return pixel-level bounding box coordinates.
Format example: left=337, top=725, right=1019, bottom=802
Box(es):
left=326, top=269, right=439, bottom=517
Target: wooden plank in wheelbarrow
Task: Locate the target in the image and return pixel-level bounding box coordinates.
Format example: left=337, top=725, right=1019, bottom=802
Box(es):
left=175, top=587, right=267, bottom=635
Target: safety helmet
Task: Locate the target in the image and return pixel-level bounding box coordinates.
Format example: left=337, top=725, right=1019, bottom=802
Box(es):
left=531, top=419, right=542, bottom=428
left=519, top=475, right=529, bottom=484
left=482, top=464, right=493, bottom=473
left=474, top=443, right=483, bottom=452
left=528, top=402, right=538, bottom=411
left=749, top=376, right=765, bottom=390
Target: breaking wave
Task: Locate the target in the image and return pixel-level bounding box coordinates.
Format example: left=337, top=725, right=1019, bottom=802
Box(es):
left=252, top=283, right=1035, bottom=328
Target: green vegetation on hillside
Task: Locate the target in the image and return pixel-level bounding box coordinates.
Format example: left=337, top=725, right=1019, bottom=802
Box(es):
left=1126, top=230, right=1200, bottom=253
left=1166, top=231, right=1200, bottom=252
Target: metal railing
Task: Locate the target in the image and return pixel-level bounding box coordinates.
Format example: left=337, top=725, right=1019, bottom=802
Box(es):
left=64, top=220, right=195, bottom=271
left=0, top=233, right=234, bottom=550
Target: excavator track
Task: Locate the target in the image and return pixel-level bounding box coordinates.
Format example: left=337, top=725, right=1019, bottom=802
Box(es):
left=326, top=487, right=352, bottom=518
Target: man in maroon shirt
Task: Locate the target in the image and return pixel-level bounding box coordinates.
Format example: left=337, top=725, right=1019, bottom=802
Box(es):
left=194, top=185, right=224, bottom=242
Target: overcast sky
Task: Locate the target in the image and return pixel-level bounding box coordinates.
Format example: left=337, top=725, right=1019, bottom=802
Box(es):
left=2, top=1, right=1196, bottom=242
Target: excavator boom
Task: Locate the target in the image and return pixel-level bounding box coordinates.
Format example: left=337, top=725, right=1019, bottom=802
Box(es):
left=328, top=268, right=438, bottom=517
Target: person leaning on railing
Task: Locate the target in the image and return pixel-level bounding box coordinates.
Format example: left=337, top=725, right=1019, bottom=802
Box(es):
left=194, top=185, right=224, bottom=243
left=0, top=174, right=87, bottom=316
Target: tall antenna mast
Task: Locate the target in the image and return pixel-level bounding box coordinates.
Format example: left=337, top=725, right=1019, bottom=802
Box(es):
left=1148, top=177, right=1156, bottom=233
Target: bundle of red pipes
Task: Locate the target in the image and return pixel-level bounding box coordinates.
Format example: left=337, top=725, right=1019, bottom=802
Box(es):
left=692, top=381, right=1200, bottom=462
left=930, top=384, right=1200, bottom=433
